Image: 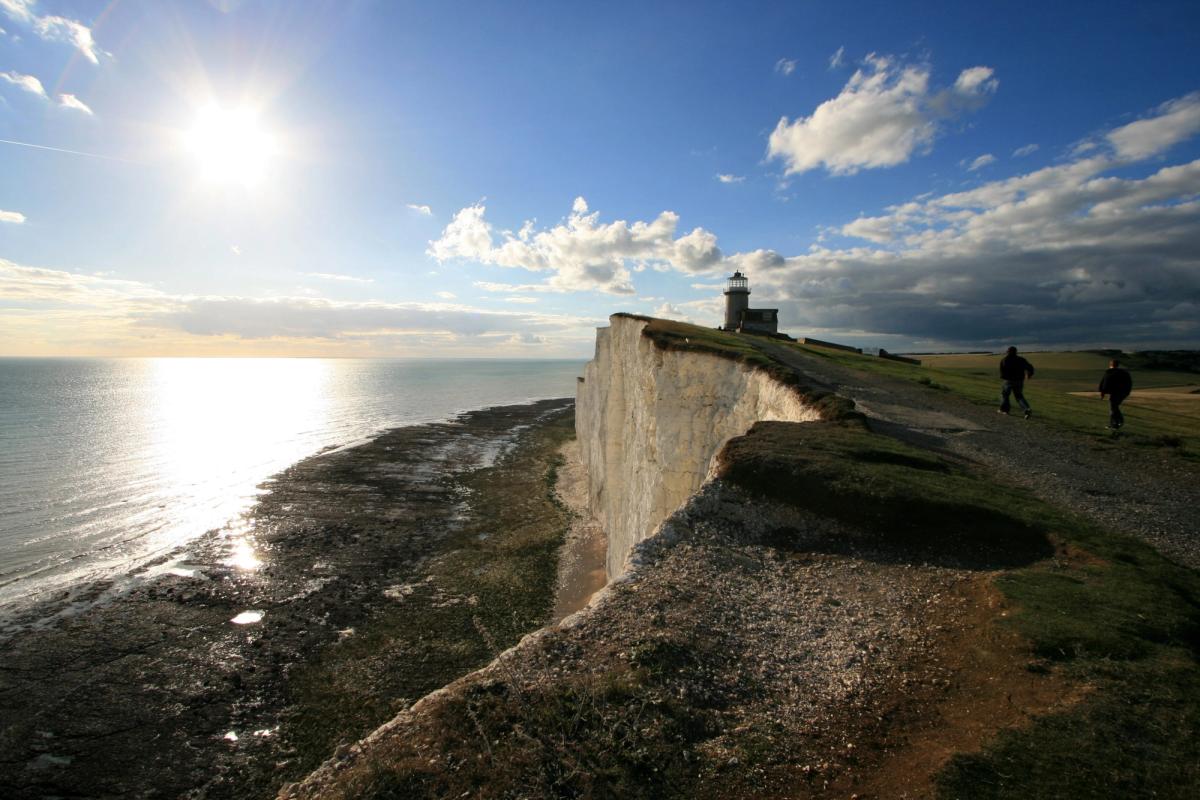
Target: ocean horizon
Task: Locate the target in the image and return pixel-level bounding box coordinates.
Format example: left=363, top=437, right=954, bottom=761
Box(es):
left=0, top=357, right=584, bottom=621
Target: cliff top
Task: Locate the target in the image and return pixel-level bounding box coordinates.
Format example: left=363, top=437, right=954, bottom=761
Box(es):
left=282, top=318, right=1200, bottom=800
left=612, top=313, right=860, bottom=421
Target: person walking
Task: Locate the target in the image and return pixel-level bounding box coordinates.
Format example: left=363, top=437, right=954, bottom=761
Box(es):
left=1098, top=358, right=1133, bottom=430
left=998, top=346, right=1035, bottom=419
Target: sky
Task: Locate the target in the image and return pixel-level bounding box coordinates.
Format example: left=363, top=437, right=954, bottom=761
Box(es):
left=1, top=0, right=1198, bottom=357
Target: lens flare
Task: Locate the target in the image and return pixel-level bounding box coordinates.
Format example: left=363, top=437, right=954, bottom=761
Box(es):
left=183, top=104, right=277, bottom=186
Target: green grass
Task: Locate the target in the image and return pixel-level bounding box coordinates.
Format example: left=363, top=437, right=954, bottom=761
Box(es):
left=302, top=322, right=1199, bottom=798
left=920, top=350, right=1198, bottom=392
left=940, top=533, right=1200, bottom=799
left=785, top=341, right=1200, bottom=459
left=618, top=314, right=860, bottom=420
left=716, top=419, right=1052, bottom=568
left=713, top=416, right=1200, bottom=799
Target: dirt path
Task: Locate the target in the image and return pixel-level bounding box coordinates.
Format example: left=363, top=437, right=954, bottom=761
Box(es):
left=761, top=342, right=1200, bottom=569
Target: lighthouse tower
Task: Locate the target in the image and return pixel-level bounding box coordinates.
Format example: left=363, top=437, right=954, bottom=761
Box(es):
left=723, top=271, right=750, bottom=330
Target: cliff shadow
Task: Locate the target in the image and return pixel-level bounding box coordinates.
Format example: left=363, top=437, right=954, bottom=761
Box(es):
left=713, top=420, right=1055, bottom=571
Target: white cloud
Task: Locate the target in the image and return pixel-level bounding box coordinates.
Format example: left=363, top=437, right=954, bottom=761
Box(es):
left=230, top=245, right=242, bottom=256
left=406, top=203, right=433, bottom=216
left=1013, top=143, right=1039, bottom=158
left=1, top=72, right=93, bottom=114
left=504, top=332, right=549, bottom=345
left=504, top=296, right=539, bottom=304
left=953, top=66, right=999, bottom=95
left=759, top=95, right=1200, bottom=346
left=775, top=57, right=797, bottom=76
left=57, top=92, right=92, bottom=114
left=1, top=2, right=101, bottom=64
left=966, top=153, right=995, bottom=172
left=35, top=15, right=100, bottom=63
left=302, top=272, right=374, bottom=283
left=435, top=290, right=456, bottom=299
left=716, top=173, right=745, bottom=184
left=0, top=70, right=45, bottom=97
left=1107, top=92, right=1200, bottom=160
left=767, top=54, right=998, bottom=176
left=473, top=281, right=558, bottom=294
left=0, top=1, right=33, bottom=24
left=1, top=209, right=26, bottom=224
left=430, top=198, right=725, bottom=294
left=839, top=215, right=896, bottom=244
left=145, top=297, right=583, bottom=341
left=0, top=257, right=597, bottom=355
left=828, top=46, right=845, bottom=69
left=0, top=258, right=166, bottom=308
left=651, top=298, right=723, bottom=324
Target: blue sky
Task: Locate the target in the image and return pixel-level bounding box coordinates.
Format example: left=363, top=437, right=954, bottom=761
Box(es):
left=2, top=0, right=1198, bottom=356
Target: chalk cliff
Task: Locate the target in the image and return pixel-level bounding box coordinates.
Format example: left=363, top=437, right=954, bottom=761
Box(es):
left=576, top=314, right=823, bottom=578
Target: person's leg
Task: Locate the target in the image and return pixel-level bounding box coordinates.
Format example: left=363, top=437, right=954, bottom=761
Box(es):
left=1110, top=397, right=1124, bottom=428
left=1012, top=384, right=1031, bottom=415
left=999, top=382, right=1012, bottom=413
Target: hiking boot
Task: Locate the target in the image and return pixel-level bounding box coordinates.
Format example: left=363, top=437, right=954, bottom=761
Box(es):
left=1023, top=409, right=1033, bottom=420
left=997, top=409, right=1009, bottom=415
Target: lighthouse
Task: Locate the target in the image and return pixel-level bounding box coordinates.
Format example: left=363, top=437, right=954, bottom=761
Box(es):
left=721, top=271, right=779, bottom=335
left=723, top=271, right=750, bottom=330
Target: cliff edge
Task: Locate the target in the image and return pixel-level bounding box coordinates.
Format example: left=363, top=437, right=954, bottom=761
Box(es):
left=577, top=314, right=824, bottom=578
left=281, top=316, right=1200, bottom=800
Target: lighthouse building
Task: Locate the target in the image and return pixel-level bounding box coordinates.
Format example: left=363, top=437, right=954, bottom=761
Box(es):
left=721, top=271, right=779, bottom=335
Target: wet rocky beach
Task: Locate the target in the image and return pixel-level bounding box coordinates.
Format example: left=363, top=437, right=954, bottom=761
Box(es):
left=0, top=398, right=575, bottom=800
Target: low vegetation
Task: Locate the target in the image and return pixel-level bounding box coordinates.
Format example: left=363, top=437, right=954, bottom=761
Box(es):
left=293, top=323, right=1199, bottom=798
left=717, top=417, right=1200, bottom=798
left=617, top=313, right=859, bottom=420
left=790, top=341, right=1200, bottom=458
left=283, top=409, right=576, bottom=782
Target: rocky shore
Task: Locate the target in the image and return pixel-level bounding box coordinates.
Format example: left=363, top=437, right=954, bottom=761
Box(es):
left=0, top=399, right=575, bottom=800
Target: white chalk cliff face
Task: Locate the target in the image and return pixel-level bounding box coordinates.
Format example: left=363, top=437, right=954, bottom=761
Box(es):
left=576, top=315, right=822, bottom=579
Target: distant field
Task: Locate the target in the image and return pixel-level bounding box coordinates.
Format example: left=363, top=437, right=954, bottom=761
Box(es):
left=1070, top=385, right=1200, bottom=420
left=920, top=351, right=1200, bottom=392
left=789, top=343, right=1200, bottom=459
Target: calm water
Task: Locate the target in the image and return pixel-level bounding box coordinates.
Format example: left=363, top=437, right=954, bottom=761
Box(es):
left=0, top=358, right=583, bottom=616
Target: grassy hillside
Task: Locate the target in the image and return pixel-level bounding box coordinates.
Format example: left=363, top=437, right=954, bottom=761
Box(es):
left=718, top=419, right=1200, bottom=800
left=792, top=343, right=1200, bottom=458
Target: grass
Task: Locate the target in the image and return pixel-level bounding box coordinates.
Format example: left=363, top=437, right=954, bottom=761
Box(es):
left=617, top=313, right=860, bottom=420
left=785, top=341, right=1200, bottom=459
left=939, top=537, right=1200, bottom=798
left=292, top=321, right=1199, bottom=798
left=716, top=419, right=1052, bottom=568
left=343, top=625, right=728, bottom=800
left=713, top=416, right=1200, bottom=799
left=340, top=411, right=1200, bottom=799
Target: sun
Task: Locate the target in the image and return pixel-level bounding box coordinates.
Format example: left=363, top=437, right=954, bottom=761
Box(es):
left=183, top=104, right=278, bottom=187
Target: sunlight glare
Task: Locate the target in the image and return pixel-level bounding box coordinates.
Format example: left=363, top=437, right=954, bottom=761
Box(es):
left=184, top=104, right=278, bottom=187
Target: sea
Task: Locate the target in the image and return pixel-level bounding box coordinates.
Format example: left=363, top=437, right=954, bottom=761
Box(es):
left=0, top=357, right=584, bottom=620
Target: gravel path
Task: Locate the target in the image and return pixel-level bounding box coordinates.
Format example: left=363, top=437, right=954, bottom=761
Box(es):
left=761, top=343, right=1200, bottom=570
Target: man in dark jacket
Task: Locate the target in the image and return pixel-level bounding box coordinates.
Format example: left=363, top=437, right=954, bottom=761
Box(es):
left=1098, top=358, right=1133, bottom=430
left=998, top=346, right=1035, bottom=419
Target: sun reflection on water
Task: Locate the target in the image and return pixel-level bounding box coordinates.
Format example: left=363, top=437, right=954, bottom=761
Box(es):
left=141, top=358, right=331, bottom=556
left=226, top=537, right=262, bottom=571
